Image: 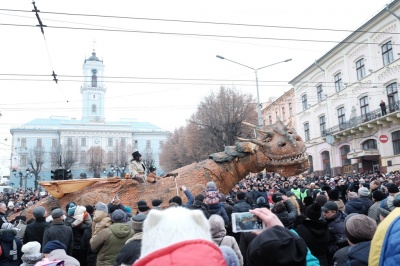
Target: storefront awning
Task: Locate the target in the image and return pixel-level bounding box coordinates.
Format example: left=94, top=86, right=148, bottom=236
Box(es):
left=347, top=149, right=380, bottom=160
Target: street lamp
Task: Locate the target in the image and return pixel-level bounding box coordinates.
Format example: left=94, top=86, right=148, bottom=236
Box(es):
left=13, top=168, right=33, bottom=189
left=24, top=168, right=33, bottom=191
left=216, top=55, right=292, bottom=128
left=111, top=165, right=126, bottom=178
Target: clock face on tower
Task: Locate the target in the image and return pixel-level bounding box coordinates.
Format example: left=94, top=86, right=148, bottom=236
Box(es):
left=94, top=138, right=100, bottom=144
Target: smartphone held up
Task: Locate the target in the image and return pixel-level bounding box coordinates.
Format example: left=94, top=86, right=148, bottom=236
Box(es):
left=231, top=212, right=264, bottom=233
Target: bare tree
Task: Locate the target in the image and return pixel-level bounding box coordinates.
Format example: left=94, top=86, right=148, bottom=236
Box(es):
left=141, top=149, right=155, bottom=174
left=27, top=146, right=46, bottom=190
left=160, top=86, right=257, bottom=172
left=87, top=146, right=106, bottom=178
left=62, top=140, right=80, bottom=170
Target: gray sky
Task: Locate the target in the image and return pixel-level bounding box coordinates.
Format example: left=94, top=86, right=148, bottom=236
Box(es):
left=0, top=0, right=393, bottom=171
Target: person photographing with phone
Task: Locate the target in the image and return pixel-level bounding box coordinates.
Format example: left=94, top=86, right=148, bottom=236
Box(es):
left=130, top=151, right=146, bottom=183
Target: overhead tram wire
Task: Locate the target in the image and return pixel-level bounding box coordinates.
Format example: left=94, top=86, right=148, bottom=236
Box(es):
left=0, top=22, right=398, bottom=46
left=1, top=8, right=399, bottom=36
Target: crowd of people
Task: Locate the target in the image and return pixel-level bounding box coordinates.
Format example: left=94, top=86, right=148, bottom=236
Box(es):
left=0, top=170, right=400, bottom=265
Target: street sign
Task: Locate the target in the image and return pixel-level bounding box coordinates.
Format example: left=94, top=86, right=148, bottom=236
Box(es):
left=379, top=134, right=388, bottom=143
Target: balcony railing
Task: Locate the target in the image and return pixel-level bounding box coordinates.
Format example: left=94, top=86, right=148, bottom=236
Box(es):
left=322, top=100, right=400, bottom=137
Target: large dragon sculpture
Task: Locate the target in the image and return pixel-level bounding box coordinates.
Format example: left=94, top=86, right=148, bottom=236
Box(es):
left=36, top=120, right=309, bottom=214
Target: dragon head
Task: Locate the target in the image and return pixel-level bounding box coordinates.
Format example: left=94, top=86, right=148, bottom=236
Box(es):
left=238, top=120, right=309, bottom=176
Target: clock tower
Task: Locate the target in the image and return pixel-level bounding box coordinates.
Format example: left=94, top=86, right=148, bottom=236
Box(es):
left=81, top=50, right=106, bottom=122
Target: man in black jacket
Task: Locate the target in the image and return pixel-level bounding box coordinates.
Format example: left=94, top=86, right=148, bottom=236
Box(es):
left=233, top=192, right=252, bottom=213
left=43, top=208, right=74, bottom=256
left=23, top=206, right=50, bottom=250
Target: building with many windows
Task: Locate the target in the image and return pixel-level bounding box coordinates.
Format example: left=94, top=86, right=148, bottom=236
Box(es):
left=289, top=0, right=400, bottom=176
left=261, top=88, right=296, bottom=129
left=9, top=51, right=170, bottom=189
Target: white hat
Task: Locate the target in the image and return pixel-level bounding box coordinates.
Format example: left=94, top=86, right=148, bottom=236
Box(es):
left=22, top=241, right=41, bottom=255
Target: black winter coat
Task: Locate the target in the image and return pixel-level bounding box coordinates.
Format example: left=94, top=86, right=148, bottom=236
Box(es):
left=0, top=228, right=22, bottom=266
left=190, top=200, right=210, bottom=219
left=233, top=200, right=251, bottom=213
left=64, top=215, right=91, bottom=250
left=114, top=239, right=141, bottom=266
left=22, top=217, right=50, bottom=250
left=295, top=219, right=330, bottom=266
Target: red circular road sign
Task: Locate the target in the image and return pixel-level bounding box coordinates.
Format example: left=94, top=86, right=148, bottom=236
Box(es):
left=379, top=135, right=388, bottom=143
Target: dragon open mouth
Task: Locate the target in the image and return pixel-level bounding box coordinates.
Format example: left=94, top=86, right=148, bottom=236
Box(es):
left=266, top=148, right=308, bottom=166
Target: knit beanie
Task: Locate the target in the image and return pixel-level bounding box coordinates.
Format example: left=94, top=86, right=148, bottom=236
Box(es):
left=95, top=202, right=108, bottom=213
left=378, top=198, right=392, bottom=218
left=22, top=241, right=41, bottom=255
left=33, top=206, right=46, bottom=219
left=315, top=195, right=328, bottom=206
left=372, top=190, right=386, bottom=202
left=206, top=181, right=217, bottom=190
left=67, top=203, right=77, bottom=216
left=43, top=240, right=67, bottom=254
left=358, top=187, right=370, bottom=197
left=111, top=209, right=127, bottom=223
left=347, top=192, right=359, bottom=200
left=305, top=203, right=322, bottom=221
left=345, top=214, right=377, bottom=244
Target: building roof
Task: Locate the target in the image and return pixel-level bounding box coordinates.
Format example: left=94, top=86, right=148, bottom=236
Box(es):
left=85, top=51, right=102, bottom=63
left=12, top=118, right=169, bottom=133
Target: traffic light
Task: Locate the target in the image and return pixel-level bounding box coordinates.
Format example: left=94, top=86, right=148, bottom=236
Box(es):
left=65, top=169, right=72, bottom=180
left=51, top=170, right=55, bottom=180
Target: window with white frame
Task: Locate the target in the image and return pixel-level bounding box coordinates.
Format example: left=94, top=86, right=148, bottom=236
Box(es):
left=392, top=131, right=400, bottom=155
left=36, top=138, right=42, bottom=148
left=282, top=107, right=285, bottom=120
left=20, top=155, right=27, bottom=166
left=382, top=41, right=394, bottom=66
left=146, top=140, right=151, bottom=149
left=319, top=116, right=326, bottom=136
left=304, top=122, right=310, bottom=141
left=108, top=138, right=113, bottom=147
left=67, top=137, right=73, bottom=146
left=360, top=96, right=369, bottom=118
left=317, top=84, right=323, bottom=102
left=21, top=138, right=26, bottom=148
left=52, top=139, right=58, bottom=148
left=81, top=138, right=86, bottom=147
left=356, top=58, right=366, bottom=80
left=159, top=140, right=164, bottom=148
left=302, top=94, right=308, bottom=111
left=362, top=139, right=377, bottom=150
left=289, top=103, right=293, bottom=116
left=338, top=107, right=346, bottom=126
left=334, top=73, right=343, bottom=92
left=121, top=138, right=126, bottom=147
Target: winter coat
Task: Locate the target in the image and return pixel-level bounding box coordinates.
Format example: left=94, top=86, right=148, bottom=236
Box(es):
left=345, top=199, right=367, bottom=215
left=333, top=246, right=350, bottom=266
left=359, top=196, right=373, bottom=211
left=42, top=221, right=74, bottom=256
left=47, top=249, right=80, bottom=266
left=209, top=215, right=243, bottom=266
left=0, top=228, right=23, bottom=266
left=239, top=232, right=257, bottom=266
left=233, top=200, right=251, bottom=213
left=208, top=203, right=229, bottom=225
left=22, top=217, right=50, bottom=250
left=90, top=222, right=134, bottom=266
left=295, top=219, right=330, bottom=266
left=190, top=200, right=210, bottom=219
left=20, top=252, right=43, bottom=266
left=325, top=211, right=347, bottom=242
left=64, top=206, right=92, bottom=250
left=92, top=210, right=112, bottom=237
left=133, top=239, right=226, bottom=266
left=275, top=200, right=297, bottom=229
left=367, top=201, right=381, bottom=224
left=114, top=233, right=143, bottom=266
left=82, top=226, right=97, bottom=266
left=347, top=241, right=371, bottom=266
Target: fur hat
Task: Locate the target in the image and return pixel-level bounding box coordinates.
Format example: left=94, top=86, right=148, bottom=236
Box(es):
left=140, top=207, right=211, bottom=258
left=387, top=184, right=399, bottom=193
left=111, top=209, right=127, bottom=223
left=43, top=240, right=67, bottom=254
left=170, top=196, right=182, bottom=206
left=347, top=192, right=359, bottom=200
left=306, top=203, right=322, bottom=221
left=345, top=214, right=377, bottom=244
left=358, top=187, right=370, bottom=197
left=95, top=202, right=108, bottom=213
left=33, top=206, right=46, bottom=219
left=22, top=241, right=41, bottom=255
left=51, top=208, right=64, bottom=219
left=247, top=226, right=307, bottom=266
left=132, top=151, right=142, bottom=159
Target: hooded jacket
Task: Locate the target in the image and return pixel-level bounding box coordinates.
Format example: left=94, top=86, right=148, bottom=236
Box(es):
left=347, top=241, right=371, bottom=266
left=133, top=239, right=226, bottom=266
left=295, top=219, right=330, bottom=266
left=0, top=228, right=23, bottom=266
left=209, top=214, right=243, bottom=266
left=345, top=199, right=368, bottom=215
left=90, top=222, right=134, bottom=266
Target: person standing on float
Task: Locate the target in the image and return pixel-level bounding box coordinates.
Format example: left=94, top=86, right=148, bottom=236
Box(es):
left=129, top=151, right=146, bottom=182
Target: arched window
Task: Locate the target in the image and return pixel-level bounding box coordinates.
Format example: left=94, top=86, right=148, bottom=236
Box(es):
left=321, top=151, right=330, bottom=175
left=362, top=139, right=377, bottom=150
left=340, top=145, right=351, bottom=166
left=92, top=104, right=97, bottom=113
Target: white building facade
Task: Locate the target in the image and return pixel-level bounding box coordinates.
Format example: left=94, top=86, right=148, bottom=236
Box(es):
left=290, top=0, right=400, bottom=177
left=9, top=51, right=170, bottom=189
